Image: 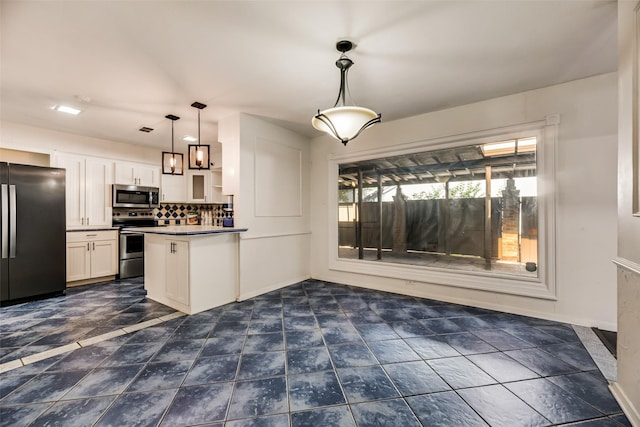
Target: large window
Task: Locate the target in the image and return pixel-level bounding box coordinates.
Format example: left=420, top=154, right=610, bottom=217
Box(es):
left=337, top=136, right=541, bottom=279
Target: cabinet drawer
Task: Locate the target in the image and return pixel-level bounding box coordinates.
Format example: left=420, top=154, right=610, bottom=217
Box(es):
left=66, top=230, right=117, bottom=243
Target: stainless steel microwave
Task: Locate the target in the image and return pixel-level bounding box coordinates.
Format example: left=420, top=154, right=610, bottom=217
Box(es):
left=112, top=184, right=159, bottom=208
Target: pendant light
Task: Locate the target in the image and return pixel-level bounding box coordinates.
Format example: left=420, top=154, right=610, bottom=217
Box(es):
left=312, top=40, right=381, bottom=146
left=189, top=101, right=210, bottom=170
left=162, top=114, right=183, bottom=175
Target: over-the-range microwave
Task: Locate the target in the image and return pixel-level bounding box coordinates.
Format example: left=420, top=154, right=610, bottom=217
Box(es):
left=112, top=184, right=159, bottom=208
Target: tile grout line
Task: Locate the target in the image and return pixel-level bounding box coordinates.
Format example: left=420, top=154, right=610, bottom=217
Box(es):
left=0, top=311, right=184, bottom=375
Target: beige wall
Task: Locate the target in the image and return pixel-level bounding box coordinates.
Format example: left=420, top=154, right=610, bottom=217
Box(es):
left=310, top=73, right=618, bottom=330
left=611, top=1, right=640, bottom=424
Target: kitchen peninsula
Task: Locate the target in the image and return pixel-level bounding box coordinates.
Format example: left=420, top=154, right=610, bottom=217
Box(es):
left=126, top=225, right=247, bottom=315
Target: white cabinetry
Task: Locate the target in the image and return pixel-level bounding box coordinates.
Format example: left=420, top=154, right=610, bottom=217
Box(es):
left=66, top=230, right=118, bottom=283
left=161, top=170, right=225, bottom=203
left=187, top=170, right=212, bottom=203
left=164, top=240, right=190, bottom=305
left=160, top=174, right=187, bottom=203
left=144, top=232, right=238, bottom=314
left=54, top=154, right=113, bottom=228
left=115, top=162, right=160, bottom=187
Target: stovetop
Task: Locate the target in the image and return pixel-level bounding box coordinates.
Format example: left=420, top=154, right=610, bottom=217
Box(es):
left=112, top=208, right=157, bottom=228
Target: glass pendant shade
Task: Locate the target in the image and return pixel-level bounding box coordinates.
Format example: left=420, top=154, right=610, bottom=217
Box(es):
left=312, top=40, right=380, bottom=146
left=312, top=106, right=380, bottom=145
left=196, top=149, right=203, bottom=166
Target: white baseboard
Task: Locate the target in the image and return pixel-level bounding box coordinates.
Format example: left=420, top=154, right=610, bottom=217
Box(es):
left=609, top=382, right=640, bottom=427
left=238, top=274, right=311, bottom=301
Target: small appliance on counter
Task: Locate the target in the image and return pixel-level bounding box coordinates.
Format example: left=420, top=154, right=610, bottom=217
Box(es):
left=222, top=195, right=234, bottom=227
left=187, top=213, right=198, bottom=225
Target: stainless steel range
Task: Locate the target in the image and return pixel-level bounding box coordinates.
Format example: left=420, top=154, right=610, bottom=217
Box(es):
left=112, top=208, right=156, bottom=279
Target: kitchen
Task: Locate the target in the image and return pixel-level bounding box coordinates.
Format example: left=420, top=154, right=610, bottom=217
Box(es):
left=1, top=1, right=639, bottom=426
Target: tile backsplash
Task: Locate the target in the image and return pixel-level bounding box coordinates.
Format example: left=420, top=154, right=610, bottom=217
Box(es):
left=155, top=203, right=233, bottom=226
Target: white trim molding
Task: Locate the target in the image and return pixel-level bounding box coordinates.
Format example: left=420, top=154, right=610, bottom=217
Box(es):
left=613, top=257, right=640, bottom=276
left=609, top=383, right=640, bottom=427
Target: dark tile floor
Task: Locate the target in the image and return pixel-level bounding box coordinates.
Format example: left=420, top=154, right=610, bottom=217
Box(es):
left=0, top=278, right=632, bottom=427
left=0, top=278, right=176, bottom=365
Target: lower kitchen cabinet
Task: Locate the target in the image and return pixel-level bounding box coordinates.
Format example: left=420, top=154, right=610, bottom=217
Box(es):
left=66, top=230, right=118, bottom=284
left=164, top=240, right=189, bottom=305
left=143, top=232, right=238, bottom=314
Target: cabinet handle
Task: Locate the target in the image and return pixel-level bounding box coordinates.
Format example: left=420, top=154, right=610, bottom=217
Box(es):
left=93, top=242, right=95, bottom=251
left=87, top=242, right=90, bottom=251
left=81, top=217, right=85, bottom=225
left=87, top=217, right=90, bottom=225
left=85, top=234, right=97, bottom=237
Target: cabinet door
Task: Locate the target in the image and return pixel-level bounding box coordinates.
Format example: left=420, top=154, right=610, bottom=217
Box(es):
left=165, top=240, right=189, bottom=305
left=90, top=239, right=118, bottom=277
left=114, top=162, right=136, bottom=185
left=187, top=171, right=211, bottom=203
left=161, top=174, right=187, bottom=202
left=85, top=158, right=113, bottom=226
left=66, top=241, right=91, bottom=282
left=136, top=164, right=160, bottom=187
left=55, top=154, right=86, bottom=228
left=115, top=162, right=160, bottom=187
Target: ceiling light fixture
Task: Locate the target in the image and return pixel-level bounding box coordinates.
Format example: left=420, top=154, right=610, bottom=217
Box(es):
left=312, top=40, right=381, bottom=146
left=189, top=102, right=210, bottom=170
left=183, top=135, right=197, bottom=142
left=51, top=105, right=82, bottom=115
left=162, top=114, right=183, bottom=175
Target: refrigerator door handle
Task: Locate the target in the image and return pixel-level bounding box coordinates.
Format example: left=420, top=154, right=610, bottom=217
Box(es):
left=1, top=184, right=7, bottom=259
left=9, top=185, right=16, bottom=258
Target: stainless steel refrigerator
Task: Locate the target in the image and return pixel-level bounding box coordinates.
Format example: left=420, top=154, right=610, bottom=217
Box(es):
left=1, top=163, right=66, bottom=303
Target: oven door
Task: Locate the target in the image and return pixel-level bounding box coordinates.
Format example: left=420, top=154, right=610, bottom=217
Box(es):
left=120, top=232, right=144, bottom=260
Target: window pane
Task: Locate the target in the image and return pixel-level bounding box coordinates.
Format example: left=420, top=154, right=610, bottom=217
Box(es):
left=337, top=137, right=538, bottom=278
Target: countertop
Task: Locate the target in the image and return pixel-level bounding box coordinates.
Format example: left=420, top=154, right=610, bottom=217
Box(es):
left=123, top=225, right=248, bottom=236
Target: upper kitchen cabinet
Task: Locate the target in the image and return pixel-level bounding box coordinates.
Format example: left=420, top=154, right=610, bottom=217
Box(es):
left=187, top=170, right=211, bottom=203
left=114, top=161, right=160, bottom=187
left=161, top=173, right=187, bottom=203
left=54, top=153, right=113, bottom=228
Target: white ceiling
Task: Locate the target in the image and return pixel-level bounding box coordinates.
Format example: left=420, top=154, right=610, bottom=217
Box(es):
left=1, top=1, right=617, bottom=153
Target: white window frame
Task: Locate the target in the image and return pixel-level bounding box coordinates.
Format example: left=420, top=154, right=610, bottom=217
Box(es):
left=327, top=116, right=558, bottom=300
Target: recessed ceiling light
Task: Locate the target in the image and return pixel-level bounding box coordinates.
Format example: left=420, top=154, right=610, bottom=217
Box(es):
left=51, top=105, right=82, bottom=115
left=183, top=135, right=197, bottom=142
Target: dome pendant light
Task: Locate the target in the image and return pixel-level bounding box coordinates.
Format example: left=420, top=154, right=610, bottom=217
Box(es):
left=312, top=40, right=381, bottom=146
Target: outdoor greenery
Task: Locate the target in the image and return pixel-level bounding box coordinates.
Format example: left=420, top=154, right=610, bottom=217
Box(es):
left=412, top=181, right=483, bottom=200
